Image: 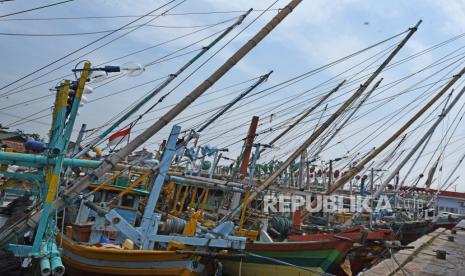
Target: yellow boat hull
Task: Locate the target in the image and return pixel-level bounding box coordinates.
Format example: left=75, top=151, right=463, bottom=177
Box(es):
left=60, top=236, right=204, bottom=276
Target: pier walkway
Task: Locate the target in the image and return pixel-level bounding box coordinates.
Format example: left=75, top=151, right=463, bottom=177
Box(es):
left=362, top=223, right=465, bottom=276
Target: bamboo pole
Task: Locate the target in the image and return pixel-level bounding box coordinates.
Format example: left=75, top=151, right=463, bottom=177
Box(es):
left=260, top=79, right=346, bottom=154
left=200, top=189, right=209, bottom=213
left=188, top=187, right=198, bottom=209
left=178, top=186, right=191, bottom=213
left=116, top=171, right=151, bottom=198
left=314, top=78, right=383, bottom=156
left=91, top=172, right=121, bottom=193
left=171, top=185, right=183, bottom=213
left=197, top=71, right=272, bottom=132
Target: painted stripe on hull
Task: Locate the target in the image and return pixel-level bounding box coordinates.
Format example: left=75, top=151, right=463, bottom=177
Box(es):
left=244, top=240, right=352, bottom=271
left=244, top=250, right=342, bottom=268
left=62, top=249, right=202, bottom=276
left=59, top=235, right=203, bottom=276
left=246, top=239, right=350, bottom=251
left=222, top=260, right=324, bottom=276
left=63, top=255, right=199, bottom=276
left=60, top=235, right=194, bottom=262
left=222, top=240, right=352, bottom=274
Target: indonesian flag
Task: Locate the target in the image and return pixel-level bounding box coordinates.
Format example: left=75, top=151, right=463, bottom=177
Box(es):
left=108, top=128, right=131, bottom=147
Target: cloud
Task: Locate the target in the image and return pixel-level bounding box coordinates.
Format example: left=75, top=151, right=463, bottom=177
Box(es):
left=432, top=0, right=465, bottom=35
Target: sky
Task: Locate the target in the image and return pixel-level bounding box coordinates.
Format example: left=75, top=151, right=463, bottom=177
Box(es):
left=1, top=0, right=465, bottom=191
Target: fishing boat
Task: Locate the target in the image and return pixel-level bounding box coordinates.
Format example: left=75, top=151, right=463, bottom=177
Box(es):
left=2, top=2, right=465, bottom=275
left=222, top=239, right=353, bottom=276
left=55, top=129, right=248, bottom=276
left=432, top=212, right=463, bottom=230
left=385, top=220, right=433, bottom=245
left=287, top=226, right=396, bottom=274
left=60, top=234, right=205, bottom=276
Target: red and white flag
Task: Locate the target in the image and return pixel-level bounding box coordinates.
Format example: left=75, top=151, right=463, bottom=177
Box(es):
left=108, top=128, right=131, bottom=147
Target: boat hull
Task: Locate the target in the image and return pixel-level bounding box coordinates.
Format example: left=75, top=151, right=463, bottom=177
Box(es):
left=222, top=239, right=353, bottom=276
left=288, top=227, right=395, bottom=275
left=389, top=221, right=433, bottom=245
left=432, top=216, right=462, bottom=230
left=60, top=236, right=204, bottom=276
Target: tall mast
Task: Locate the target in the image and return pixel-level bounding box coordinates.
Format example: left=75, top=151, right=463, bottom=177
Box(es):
left=314, top=78, right=383, bottom=157
left=75, top=10, right=252, bottom=158
left=225, top=20, right=422, bottom=219
left=260, top=79, right=346, bottom=154
left=370, top=87, right=465, bottom=200
left=239, top=116, right=260, bottom=177
left=27, top=0, right=303, bottom=228
left=327, top=67, right=465, bottom=197
left=175, top=71, right=272, bottom=170
left=432, top=152, right=465, bottom=194
left=396, top=129, right=433, bottom=190
left=197, top=71, right=272, bottom=132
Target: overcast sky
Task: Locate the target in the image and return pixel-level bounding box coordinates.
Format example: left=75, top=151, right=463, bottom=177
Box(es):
left=1, top=0, right=465, bottom=191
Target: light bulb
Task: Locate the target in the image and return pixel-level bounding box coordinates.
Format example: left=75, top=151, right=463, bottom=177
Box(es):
left=121, top=62, right=145, bottom=77
left=90, top=70, right=108, bottom=83
left=83, top=85, right=94, bottom=94
left=80, top=95, right=88, bottom=106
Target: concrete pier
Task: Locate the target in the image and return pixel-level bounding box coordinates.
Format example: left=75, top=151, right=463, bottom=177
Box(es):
left=362, top=224, right=465, bottom=275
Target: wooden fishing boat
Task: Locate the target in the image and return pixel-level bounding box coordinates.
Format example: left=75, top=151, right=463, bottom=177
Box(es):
left=222, top=239, right=353, bottom=276
left=287, top=226, right=396, bottom=275
left=344, top=229, right=396, bottom=275
left=60, top=235, right=205, bottom=276
left=287, top=226, right=395, bottom=243
left=0, top=10, right=452, bottom=276
left=432, top=213, right=463, bottom=230
left=386, top=220, right=433, bottom=245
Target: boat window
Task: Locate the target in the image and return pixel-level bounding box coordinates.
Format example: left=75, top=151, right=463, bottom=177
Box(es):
left=121, top=194, right=135, bottom=207
left=105, top=191, right=119, bottom=204
left=93, top=191, right=102, bottom=202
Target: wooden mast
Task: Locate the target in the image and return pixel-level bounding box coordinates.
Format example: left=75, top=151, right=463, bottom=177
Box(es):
left=260, top=79, right=346, bottom=154
left=326, top=66, right=465, bottom=197
left=314, top=78, right=383, bottom=157
left=225, top=20, right=422, bottom=219
left=374, top=86, right=465, bottom=198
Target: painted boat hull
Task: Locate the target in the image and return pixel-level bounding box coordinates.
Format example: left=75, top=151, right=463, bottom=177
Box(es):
left=287, top=227, right=396, bottom=243
left=389, top=221, right=433, bottom=245
left=222, top=239, right=353, bottom=276
left=60, top=236, right=204, bottom=276
left=432, top=216, right=462, bottom=230
left=288, top=227, right=396, bottom=275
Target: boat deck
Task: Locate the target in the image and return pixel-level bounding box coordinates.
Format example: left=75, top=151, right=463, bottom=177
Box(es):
left=362, top=222, right=465, bottom=276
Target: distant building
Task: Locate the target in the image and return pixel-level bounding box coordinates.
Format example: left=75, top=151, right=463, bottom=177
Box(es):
left=0, top=130, right=27, bottom=153
left=400, top=187, right=465, bottom=214
left=0, top=130, right=46, bottom=154
left=435, top=190, right=465, bottom=214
